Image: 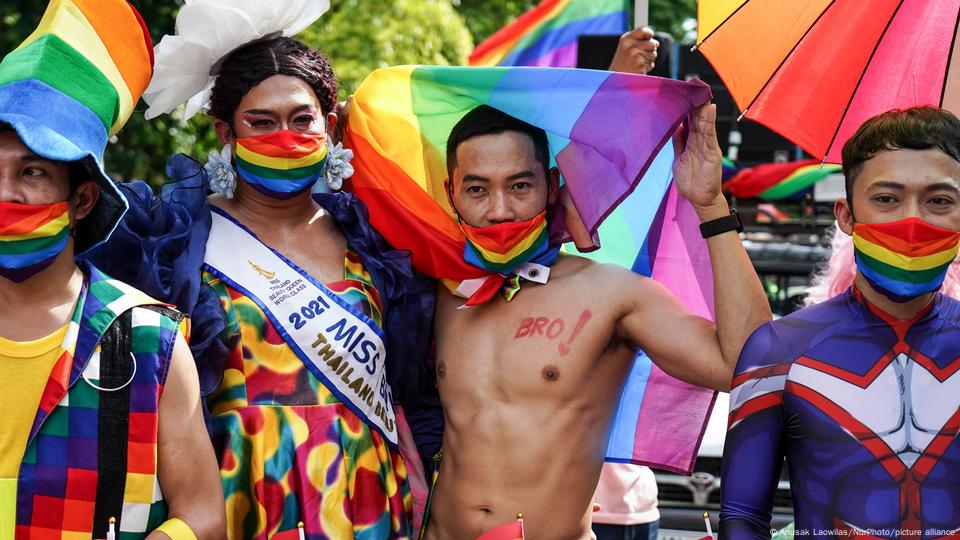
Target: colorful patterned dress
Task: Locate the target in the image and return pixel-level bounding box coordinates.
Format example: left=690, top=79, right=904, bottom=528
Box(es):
left=205, top=247, right=411, bottom=539
left=84, top=155, right=439, bottom=539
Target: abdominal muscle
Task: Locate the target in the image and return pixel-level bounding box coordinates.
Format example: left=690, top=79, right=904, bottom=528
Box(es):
left=425, top=380, right=626, bottom=540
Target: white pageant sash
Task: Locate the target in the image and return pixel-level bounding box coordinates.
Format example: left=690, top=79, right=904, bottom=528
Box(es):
left=204, top=209, right=396, bottom=444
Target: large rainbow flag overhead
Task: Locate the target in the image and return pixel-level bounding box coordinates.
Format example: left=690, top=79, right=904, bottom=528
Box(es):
left=344, top=65, right=716, bottom=473
left=469, top=0, right=629, bottom=68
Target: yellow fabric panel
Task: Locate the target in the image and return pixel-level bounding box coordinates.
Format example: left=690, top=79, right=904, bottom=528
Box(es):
left=697, top=0, right=749, bottom=43
left=698, top=0, right=832, bottom=110
left=0, top=478, right=14, bottom=540
left=0, top=324, right=68, bottom=477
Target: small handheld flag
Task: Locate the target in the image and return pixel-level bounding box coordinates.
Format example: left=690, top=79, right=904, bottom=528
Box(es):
left=271, top=522, right=306, bottom=540
left=476, top=513, right=525, bottom=540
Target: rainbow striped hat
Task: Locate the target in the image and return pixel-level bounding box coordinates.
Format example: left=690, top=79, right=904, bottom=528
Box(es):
left=0, top=0, right=154, bottom=253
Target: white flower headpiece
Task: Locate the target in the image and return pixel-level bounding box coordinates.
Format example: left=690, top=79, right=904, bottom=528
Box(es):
left=143, top=0, right=331, bottom=120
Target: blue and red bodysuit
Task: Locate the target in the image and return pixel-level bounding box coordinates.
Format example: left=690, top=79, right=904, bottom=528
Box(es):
left=720, top=288, right=960, bottom=539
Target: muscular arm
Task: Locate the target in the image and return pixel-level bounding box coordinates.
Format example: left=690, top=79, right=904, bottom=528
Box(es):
left=618, top=104, right=771, bottom=390
left=147, top=334, right=225, bottom=539
left=720, top=324, right=789, bottom=540
left=616, top=272, right=728, bottom=389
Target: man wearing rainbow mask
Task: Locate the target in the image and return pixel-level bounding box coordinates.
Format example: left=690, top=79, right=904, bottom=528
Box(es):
left=0, top=0, right=224, bottom=538
left=721, top=107, right=960, bottom=539
left=420, top=100, right=772, bottom=539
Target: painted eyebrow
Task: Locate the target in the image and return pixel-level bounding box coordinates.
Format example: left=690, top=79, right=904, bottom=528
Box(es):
left=243, top=105, right=317, bottom=115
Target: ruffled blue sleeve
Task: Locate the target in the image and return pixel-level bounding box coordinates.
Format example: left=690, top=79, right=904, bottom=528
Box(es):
left=83, top=154, right=227, bottom=395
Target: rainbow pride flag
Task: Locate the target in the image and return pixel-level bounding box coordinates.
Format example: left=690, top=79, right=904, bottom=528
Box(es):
left=577, top=142, right=718, bottom=474
left=469, top=0, right=629, bottom=68
left=344, top=65, right=715, bottom=472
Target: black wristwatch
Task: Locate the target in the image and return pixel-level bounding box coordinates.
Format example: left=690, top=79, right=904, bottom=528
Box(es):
left=699, top=209, right=743, bottom=238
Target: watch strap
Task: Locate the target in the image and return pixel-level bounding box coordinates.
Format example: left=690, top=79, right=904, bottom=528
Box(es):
left=699, top=209, right=743, bottom=238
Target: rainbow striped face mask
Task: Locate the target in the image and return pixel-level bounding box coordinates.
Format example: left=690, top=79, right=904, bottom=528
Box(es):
left=461, top=211, right=555, bottom=273
left=235, top=130, right=328, bottom=199
left=0, top=201, right=71, bottom=282
left=853, top=217, right=960, bottom=303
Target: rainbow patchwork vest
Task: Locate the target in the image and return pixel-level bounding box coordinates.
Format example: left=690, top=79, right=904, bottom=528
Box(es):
left=14, top=263, right=181, bottom=539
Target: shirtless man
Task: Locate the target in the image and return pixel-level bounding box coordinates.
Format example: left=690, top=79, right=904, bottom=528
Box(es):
left=424, top=104, right=771, bottom=539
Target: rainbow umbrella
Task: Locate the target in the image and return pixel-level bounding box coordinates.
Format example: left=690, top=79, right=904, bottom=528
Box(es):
left=696, top=1, right=960, bottom=163
left=724, top=159, right=841, bottom=200
left=469, top=0, right=629, bottom=68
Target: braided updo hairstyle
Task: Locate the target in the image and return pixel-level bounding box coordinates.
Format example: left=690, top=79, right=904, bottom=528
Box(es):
left=209, top=37, right=338, bottom=126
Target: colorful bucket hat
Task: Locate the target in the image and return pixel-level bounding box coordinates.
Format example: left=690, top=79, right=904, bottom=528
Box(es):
left=0, top=0, right=154, bottom=254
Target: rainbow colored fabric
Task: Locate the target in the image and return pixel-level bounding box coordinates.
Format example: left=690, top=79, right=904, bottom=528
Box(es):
left=469, top=0, right=628, bottom=67
left=1, top=0, right=153, bottom=137
left=0, top=202, right=71, bottom=280
left=853, top=218, right=960, bottom=302
left=203, top=246, right=410, bottom=539
left=344, top=65, right=711, bottom=284
left=14, top=264, right=175, bottom=539
left=345, top=65, right=715, bottom=473
left=578, top=140, right=719, bottom=474
left=235, top=131, right=329, bottom=198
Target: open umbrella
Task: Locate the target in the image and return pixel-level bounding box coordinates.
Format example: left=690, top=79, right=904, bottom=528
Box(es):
left=696, top=0, right=960, bottom=163
left=724, top=159, right=842, bottom=200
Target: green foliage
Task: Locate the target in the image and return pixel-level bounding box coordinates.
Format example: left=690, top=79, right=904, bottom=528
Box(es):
left=454, top=0, right=538, bottom=44
left=304, top=0, right=474, bottom=96
left=649, top=0, right=697, bottom=39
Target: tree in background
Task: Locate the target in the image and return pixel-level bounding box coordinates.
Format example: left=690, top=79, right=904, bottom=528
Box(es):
left=307, top=0, right=473, bottom=95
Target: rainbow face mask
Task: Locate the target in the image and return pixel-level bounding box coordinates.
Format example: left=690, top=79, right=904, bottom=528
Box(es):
left=235, top=130, right=328, bottom=199
left=0, top=201, right=71, bottom=282
left=461, top=211, right=556, bottom=273
left=459, top=211, right=560, bottom=305
left=853, top=217, right=960, bottom=302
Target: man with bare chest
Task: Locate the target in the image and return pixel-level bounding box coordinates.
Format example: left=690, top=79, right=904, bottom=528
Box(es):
left=423, top=105, right=772, bottom=539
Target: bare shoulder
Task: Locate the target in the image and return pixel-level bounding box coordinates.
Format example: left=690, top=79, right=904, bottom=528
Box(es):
left=554, top=254, right=655, bottom=289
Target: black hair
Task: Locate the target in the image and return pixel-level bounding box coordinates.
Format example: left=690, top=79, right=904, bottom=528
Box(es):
left=842, top=106, right=960, bottom=211
left=209, top=37, right=338, bottom=125
left=446, top=105, right=550, bottom=178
